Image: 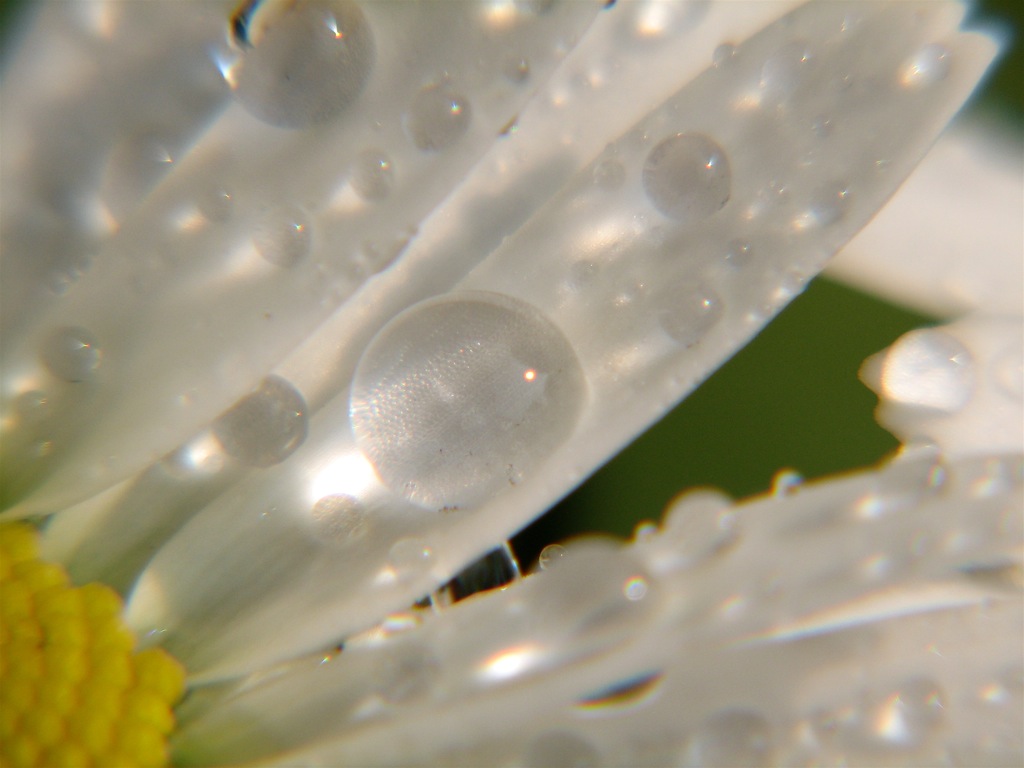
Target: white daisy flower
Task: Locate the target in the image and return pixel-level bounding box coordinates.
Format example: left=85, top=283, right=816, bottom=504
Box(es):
left=0, top=1, right=1020, bottom=766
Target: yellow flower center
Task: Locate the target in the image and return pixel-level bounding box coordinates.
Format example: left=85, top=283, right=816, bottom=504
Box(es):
left=0, top=523, right=184, bottom=768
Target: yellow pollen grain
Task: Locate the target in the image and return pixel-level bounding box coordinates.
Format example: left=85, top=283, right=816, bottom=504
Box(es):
left=0, top=522, right=185, bottom=768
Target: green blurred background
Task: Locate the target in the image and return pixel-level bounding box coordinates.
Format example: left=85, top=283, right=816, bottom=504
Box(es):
left=1, top=1, right=1020, bottom=563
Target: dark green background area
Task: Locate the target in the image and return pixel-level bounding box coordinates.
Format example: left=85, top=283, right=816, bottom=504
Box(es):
left=0, top=1, right=1020, bottom=563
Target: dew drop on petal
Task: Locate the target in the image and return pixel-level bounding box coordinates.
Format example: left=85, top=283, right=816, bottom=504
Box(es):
left=712, top=42, right=736, bottom=68
left=684, top=709, right=773, bottom=768
left=538, top=543, right=567, bottom=571
left=642, top=133, right=731, bottom=223
left=759, top=41, right=813, bottom=104
left=793, top=183, right=851, bottom=231
left=197, top=188, right=234, bottom=223
left=405, top=83, right=472, bottom=151
left=253, top=205, right=312, bottom=267
left=521, top=731, right=600, bottom=768
left=388, top=537, right=433, bottom=577
left=350, top=293, right=585, bottom=509
left=724, top=238, right=753, bottom=269
left=310, top=494, right=366, bottom=543
left=879, top=330, right=975, bottom=413
left=654, top=283, right=723, bottom=347
left=663, top=489, right=737, bottom=564
left=230, top=0, right=376, bottom=128
left=40, top=326, right=101, bottom=382
left=350, top=148, right=394, bottom=201
left=212, top=375, right=308, bottom=468
left=873, top=678, right=947, bottom=745
left=13, top=391, right=52, bottom=426
left=900, top=44, right=951, bottom=89
left=503, top=55, right=531, bottom=84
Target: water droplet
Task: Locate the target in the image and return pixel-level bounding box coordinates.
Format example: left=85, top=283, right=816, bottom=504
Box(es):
left=350, top=293, right=585, bottom=509
left=405, top=83, right=472, bottom=151
left=198, top=188, right=234, bottom=223
left=592, top=158, right=625, bottom=190
left=854, top=450, right=946, bottom=519
left=811, top=114, right=834, bottom=139
left=663, top=489, right=737, bottom=564
left=230, top=0, right=376, bottom=128
left=388, top=537, right=433, bottom=576
left=521, top=731, right=600, bottom=768
left=40, top=326, right=101, bottom=382
left=900, top=44, right=951, bottom=89
left=311, top=494, right=366, bottom=543
left=254, top=206, right=312, bottom=267
left=724, top=238, right=753, bottom=269
left=350, top=227, right=415, bottom=277
left=992, top=344, right=1023, bottom=402
left=793, top=183, right=851, bottom=230
left=12, top=390, right=51, bottom=426
left=654, top=282, right=723, bottom=347
left=350, top=148, right=394, bottom=201
left=873, top=678, right=946, bottom=745
left=684, top=709, right=773, bottom=767
left=623, top=575, right=648, bottom=601
left=772, top=469, right=804, bottom=496
left=642, top=133, right=731, bottom=222
left=760, top=41, right=813, bottom=104
left=712, top=42, right=736, bottom=68
left=538, top=544, right=567, bottom=571
left=879, top=329, right=974, bottom=412
left=212, top=375, right=308, bottom=467
left=503, top=55, right=531, bottom=84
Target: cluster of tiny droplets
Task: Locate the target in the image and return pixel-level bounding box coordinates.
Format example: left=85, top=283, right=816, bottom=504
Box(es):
left=0, top=523, right=184, bottom=768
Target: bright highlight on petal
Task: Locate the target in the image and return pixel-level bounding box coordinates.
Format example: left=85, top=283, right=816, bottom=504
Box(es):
left=0, top=523, right=184, bottom=768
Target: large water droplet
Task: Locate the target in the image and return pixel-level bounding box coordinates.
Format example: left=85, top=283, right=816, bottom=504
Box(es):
left=212, top=375, right=308, bottom=467
left=230, top=0, right=375, bottom=128
left=40, top=326, right=101, bottom=382
left=350, top=148, right=394, bottom=201
left=684, top=709, right=773, bottom=767
left=654, top=282, right=723, bottom=347
left=254, top=206, right=312, bottom=267
left=900, top=44, right=951, bottom=89
left=879, top=329, right=975, bottom=413
left=405, top=83, right=472, bottom=151
left=350, top=292, right=585, bottom=509
left=642, top=133, right=731, bottom=223
left=521, top=731, right=600, bottom=768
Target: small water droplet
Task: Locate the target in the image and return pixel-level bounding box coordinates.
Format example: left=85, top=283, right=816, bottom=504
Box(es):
left=684, top=709, right=773, bottom=767
left=503, top=55, right=531, bottom=83
left=350, top=148, right=394, bottom=201
left=254, top=205, right=312, bottom=267
left=592, top=158, right=625, bottom=190
left=521, top=731, right=600, bottom=768
left=772, top=469, right=804, bottom=496
left=760, top=41, right=813, bottom=104
left=654, top=282, right=723, bottom=347
left=879, top=329, right=974, bottom=412
left=12, top=390, right=51, bottom=426
left=538, top=544, right=568, bottom=571
left=350, top=293, right=585, bottom=509
left=663, top=489, right=737, bottom=564
left=405, top=83, right=472, bottom=151
left=873, top=678, right=946, bottom=745
left=311, top=494, right=366, bottom=543
left=212, top=375, right=308, bottom=467
left=724, top=238, right=753, bottom=269
left=992, top=344, right=1023, bottom=402
left=623, top=575, right=648, bottom=601
left=854, top=450, right=946, bottom=519
left=712, top=42, right=737, bottom=68
left=900, top=44, right=951, bottom=89
left=793, top=183, right=851, bottom=230
left=40, top=326, right=101, bottom=382
left=230, top=0, right=376, bottom=128
left=198, top=188, right=234, bottom=223
left=811, top=114, right=833, bottom=139
left=350, top=227, right=415, bottom=277
left=388, top=537, right=433, bottom=576
left=642, top=133, right=731, bottom=222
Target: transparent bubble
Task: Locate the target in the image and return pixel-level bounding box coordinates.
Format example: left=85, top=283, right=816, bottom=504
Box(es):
left=642, top=133, right=731, bottom=223
left=405, top=83, right=472, bottom=151
left=350, top=148, right=394, bottom=201
left=684, top=709, right=773, bottom=768
left=254, top=205, right=312, bottom=267
left=873, top=678, right=947, bottom=745
left=230, top=0, right=376, bottom=128
left=521, top=731, right=600, bottom=768
left=212, top=375, right=308, bottom=467
left=311, top=494, right=367, bottom=543
left=40, top=326, right=101, bottom=382
left=538, top=543, right=568, bottom=571
left=654, top=282, right=723, bottom=347
left=900, top=44, right=951, bottom=89
left=880, top=329, right=974, bottom=413
left=350, top=292, right=586, bottom=509
left=772, top=469, right=804, bottom=496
